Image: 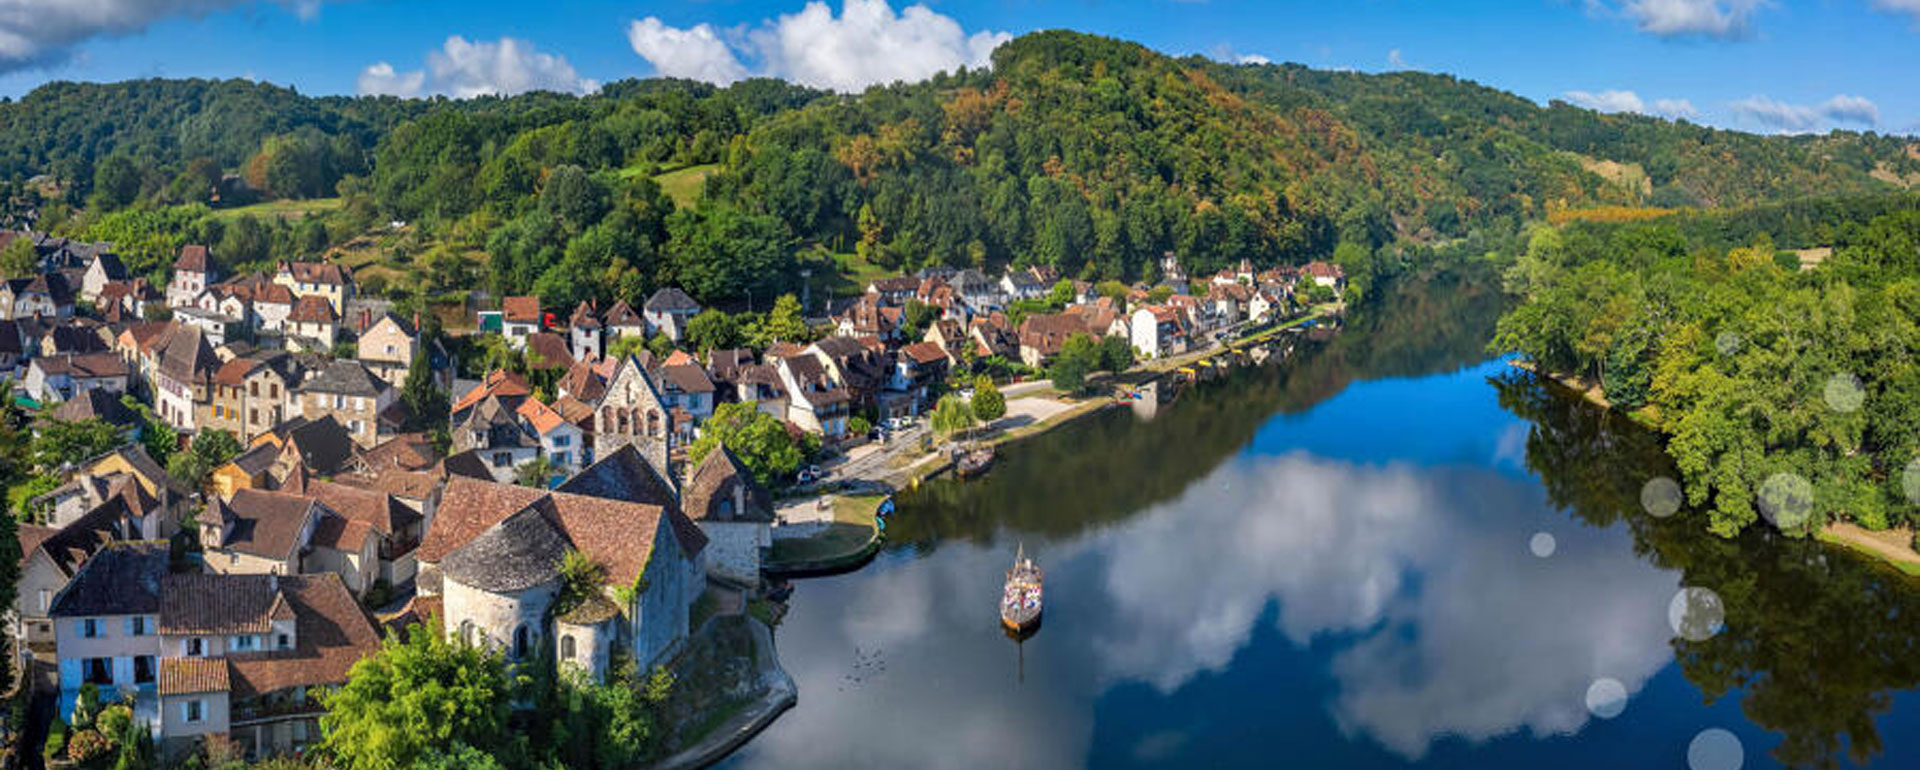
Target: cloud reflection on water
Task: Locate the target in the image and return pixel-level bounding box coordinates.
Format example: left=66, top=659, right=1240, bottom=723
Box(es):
left=1090, top=451, right=1681, bottom=758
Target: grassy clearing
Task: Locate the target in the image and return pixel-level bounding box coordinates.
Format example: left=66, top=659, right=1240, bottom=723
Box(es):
left=832, top=494, right=885, bottom=525
left=209, top=197, right=343, bottom=222
left=653, top=164, right=720, bottom=209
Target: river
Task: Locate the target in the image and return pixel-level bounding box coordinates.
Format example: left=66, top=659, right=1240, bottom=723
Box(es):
left=721, top=269, right=1920, bottom=769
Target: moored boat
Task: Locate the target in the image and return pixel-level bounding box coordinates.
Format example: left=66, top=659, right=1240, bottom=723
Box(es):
left=956, top=445, right=995, bottom=479
left=1000, top=544, right=1043, bottom=633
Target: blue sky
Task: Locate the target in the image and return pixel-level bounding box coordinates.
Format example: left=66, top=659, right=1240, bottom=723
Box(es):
left=3, top=0, right=1916, bottom=134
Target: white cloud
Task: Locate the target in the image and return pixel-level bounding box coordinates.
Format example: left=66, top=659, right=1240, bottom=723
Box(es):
left=1652, top=98, right=1700, bottom=119
left=355, top=61, right=424, bottom=98
left=1820, top=94, right=1880, bottom=125
left=1089, top=454, right=1682, bottom=759
left=355, top=36, right=597, bottom=99
left=626, top=0, right=1010, bottom=92
left=1592, top=0, right=1769, bottom=39
left=626, top=17, right=749, bottom=85
left=1565, top=89, right=1646, bottom=114
left=1564, top=89, right=1700, bottom=120
left=0, top=0, right=329, bottom=72
left=1731, top=93, right=1880, bottom=132
left=1387, top=48, right=1408, bottom=68
left=1238, top=54, right=1271, bottom=65
left=1872, top=0, right=1920, bottom=22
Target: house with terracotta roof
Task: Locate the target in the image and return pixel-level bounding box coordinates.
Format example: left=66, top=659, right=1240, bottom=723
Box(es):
left=655, top=362, right=716, bottom=426
left=518, top=397, right=585, bottom=481
left=1131, top=305, right=1189, bottom=360
left=888, top=341, right=949, bottom=412
left=775, top=353, right=849, bottom=439
left=569, top=300, right=603, bottom=361
left=1, top=272, right=75, bottom=320
left=283, top=295, right=340, bottom=352
left=500, top=295, right=542, bottom=348
left=1016, top=313, right=1094, bottom=368
left=200, top=489, right=329, bottom=578
left=272, top=261, right=354, bottom=315
left=167, top=245, right=216, bottom=309
left=153, top=572, right=381, bottom=759
left=1303, top=260, right=1346, bottom=291
left=603, top=299, right=646, bottom=341
left=23, top=351, right=129, bottom=403
left=416, top=467, right=707, bottom=681
left=451, top=368, right=532, bottom=425
left=152, top=324, right=220, bottom=431
left=681, top=447, right=773, bottom=585
left=304, top=479, right=425, bottom=590
left=453, top=394, right=541, bottom=483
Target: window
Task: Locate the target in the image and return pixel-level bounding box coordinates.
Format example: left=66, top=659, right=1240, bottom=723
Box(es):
left=493, top=453, right=511, bottom=468
left=552, top=435, right=570, bottom=448
left=270, top=383, right=279, bottom=398
left=277, top=633, right=291, bottom=650
left=250, top=381, right=259, bottom=396
left=250, top=408, right=258, bottom=424
left=83, top=658, right=111, bottom=684
left=184, top=699, right=203, bottom=723
left=80, top=618, right=100, bottom=638
left=38, top=589, right=49, bottom=613
left=513, top=625, right=531, bottom=660
left=133, top=656, right=155, bottom=684
left=231, top=635, right=258, bottom=652
left=127, top=616, right=148, bottom=636
left=560, top=635, right=576, bottom=660
left=185, top=637, right=204, bottom=657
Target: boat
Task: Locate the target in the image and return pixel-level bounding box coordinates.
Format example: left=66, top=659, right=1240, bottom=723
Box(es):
left=1000, top=544, right=1043, bottom=633
left=955, top=445, right=995, bottom=479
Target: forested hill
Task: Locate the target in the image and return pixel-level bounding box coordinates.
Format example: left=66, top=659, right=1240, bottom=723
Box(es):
left=5, top=30, right=1916, bottom=293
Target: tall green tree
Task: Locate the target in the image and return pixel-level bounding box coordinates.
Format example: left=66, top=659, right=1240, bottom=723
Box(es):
left=687, top=402, right=804, bottom=486
left=318, top=624, right=519, bottom=770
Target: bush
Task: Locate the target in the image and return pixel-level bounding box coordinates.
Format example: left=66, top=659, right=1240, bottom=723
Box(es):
left=67, top=728, right=110, bottom=763
left=44, top=718, right=68, bottom=761
left=848, top=416, right=872, bottom=437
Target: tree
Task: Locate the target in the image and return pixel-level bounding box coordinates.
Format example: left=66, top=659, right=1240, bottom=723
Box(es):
left=1098, top=334, right=1135, bottom=373
left=930, top=394, right=977, bottom=439
left=514, top=457, right=557, bottom=488
left=31, top=419, right=124, bottom=472
left=401, top=347, right=448, bottom=431
left=665, top=204, right=793, bottom=303
left=684, top=309, right=741, bottom=354
left=166, top=429, right=242, bottom=490
left=0, top=236, right=34, bottom=277
left=318, top=623, right=519, bottom=770
left=608, top=334, right=652, bottom=362
left=90, top=155, right=143, bottom=211
left=752, top=294, right=808, bottom=347
left=1049, top=333, right=1103, bottom=393
left=971, top=377, right=1006, bottom=424
left=687, top=402, right=804, bottom=486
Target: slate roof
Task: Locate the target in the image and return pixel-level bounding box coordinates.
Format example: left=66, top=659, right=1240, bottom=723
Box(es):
left=658, top=363, right=715, bottom=395
left=299, top=359, right=385, bottom=397
left=645, top=287, right=700, bottom=313
left=156, top=324, right=219, bottom=383
left=439, top=505, right=572, bottom=593
left=48, top=541, right=168, bottom=617
left=227, top=442, right=279, bottom=476
left=554, top=443, right=679, bottom=509
left=159, top=573, right=295, bottom=635
left=46, top=388, right=139, bottom=427
left=439, top=449, right=495, bottom=481
left=277, top=414, right=357, bottom=477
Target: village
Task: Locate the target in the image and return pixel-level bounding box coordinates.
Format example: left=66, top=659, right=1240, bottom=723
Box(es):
left=0, top=230, right=1341, bottom=766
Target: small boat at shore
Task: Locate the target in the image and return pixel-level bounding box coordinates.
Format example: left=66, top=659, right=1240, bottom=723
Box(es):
left=1001, top=544, right=1043, bottom=633
left=956, top=445, right=995, bottom=479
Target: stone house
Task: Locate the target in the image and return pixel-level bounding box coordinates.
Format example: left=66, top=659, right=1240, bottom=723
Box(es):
left=24, top=351, right=128, bottom=403
left=1131, top=306, right=1190, bottom=360
left=681, top=447, right=773, bottom=586
left=272, top=261, right=354, bottom=315
left=355, top=313, right=417, bottom=387
left=80, top=252, right=127, bottom=303
left=517, top=397, right=585, bottom=481
left=167, top=246, right=216, bottom=309
left=453, top=394, right=541, bottom=484
left=775, top=354, right=849, bottom=440
left=603, top=300, right=645, bottom=341
left=592, top=356, right=675, bottom=483
left=417, top=467, right=707, bottom=682
left=643, top=288, right=701, bottom=342
left=295, top=360, right=392, bottom=449
left=153, top=324, right=220, bottom=432
left=569, top=301, right=603, bottom=362
left=284, top=296, right=339, bottom=353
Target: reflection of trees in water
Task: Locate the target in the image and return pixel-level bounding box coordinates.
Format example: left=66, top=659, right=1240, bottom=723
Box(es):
left=891, top=264, right=1506, bottom=549
left=1494, top=372, right=1920, bottom=770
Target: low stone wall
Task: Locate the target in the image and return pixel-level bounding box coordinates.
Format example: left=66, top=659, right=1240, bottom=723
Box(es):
left=650, top=617, right=796, bottom=770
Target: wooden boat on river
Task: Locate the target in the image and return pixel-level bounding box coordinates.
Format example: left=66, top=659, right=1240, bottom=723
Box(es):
left=1000, top=544, right=1043, bottom=633
left=955, top=445, right=995, bottom=479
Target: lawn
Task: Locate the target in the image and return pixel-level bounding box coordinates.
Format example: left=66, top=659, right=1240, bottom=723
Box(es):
left=652, top=163, right=720, bottom=209
left=209, top=197, right=343, bottom=222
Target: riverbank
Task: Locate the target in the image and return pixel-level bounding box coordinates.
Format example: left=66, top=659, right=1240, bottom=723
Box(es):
left=766, top=494, right=886, bottom=575
left=1818, top=523, right=1920, bottom=576
left=1511, top=359, right=1920, bottom=576
left=652, top=615, right=797, bottom=770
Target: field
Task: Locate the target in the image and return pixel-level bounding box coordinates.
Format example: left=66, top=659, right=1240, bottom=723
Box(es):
left=208, top=197, right=343, bottom=222
left=621, top=163, right=721, bottom=209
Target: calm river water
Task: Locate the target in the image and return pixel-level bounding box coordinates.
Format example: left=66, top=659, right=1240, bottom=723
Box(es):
left=723, top=271, right=1920, bottom=769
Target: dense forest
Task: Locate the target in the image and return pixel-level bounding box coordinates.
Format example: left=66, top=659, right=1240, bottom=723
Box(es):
left=3, top=31, right=1916, bottom=312
left=1491, top=195, right=1920, bottom=537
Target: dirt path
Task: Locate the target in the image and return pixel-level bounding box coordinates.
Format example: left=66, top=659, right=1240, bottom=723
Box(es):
left=1820, top=522, right=1920, bottom=574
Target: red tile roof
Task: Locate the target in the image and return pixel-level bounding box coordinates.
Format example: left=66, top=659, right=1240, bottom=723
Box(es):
left=160, top=658, right=230, bottom=695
